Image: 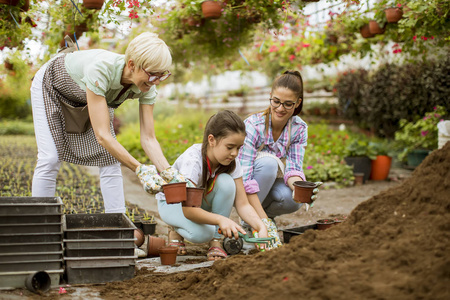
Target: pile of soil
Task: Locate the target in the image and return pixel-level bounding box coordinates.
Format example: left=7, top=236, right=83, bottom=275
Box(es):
left=99, top=144, right=450, bottom=300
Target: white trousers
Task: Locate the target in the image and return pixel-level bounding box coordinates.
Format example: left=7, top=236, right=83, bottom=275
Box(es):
left=30, top=63, right=125, bottom=213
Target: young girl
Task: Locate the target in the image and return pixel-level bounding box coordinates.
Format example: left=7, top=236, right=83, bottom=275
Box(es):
left=157, top=110, right=270, bottom=260
left=238, top=70, right=321, bottom=230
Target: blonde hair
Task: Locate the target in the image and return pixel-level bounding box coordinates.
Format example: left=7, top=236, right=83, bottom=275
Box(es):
left=125, top=32, right=172, bottom=72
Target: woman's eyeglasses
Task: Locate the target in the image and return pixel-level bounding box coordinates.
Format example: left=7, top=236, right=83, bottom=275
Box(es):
left=270, top=98, right=296, bottom=110
left=142, top=69, right=171, bottom=83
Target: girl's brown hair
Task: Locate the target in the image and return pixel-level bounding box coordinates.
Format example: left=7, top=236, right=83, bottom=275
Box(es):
left=201, top=110, right=246, bottom=195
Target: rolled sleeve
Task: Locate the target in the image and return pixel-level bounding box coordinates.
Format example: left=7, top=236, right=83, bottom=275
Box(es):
left=284, top=170, right=306, bottom=184
left=139, top=85, right=158, bottom=105
left=243, top=179, right=260, bottom=194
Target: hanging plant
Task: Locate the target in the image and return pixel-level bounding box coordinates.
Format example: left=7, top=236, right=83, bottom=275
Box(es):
left=384, top=6, right=403, bottom=23
left=201, top=1, right=223, bottom=19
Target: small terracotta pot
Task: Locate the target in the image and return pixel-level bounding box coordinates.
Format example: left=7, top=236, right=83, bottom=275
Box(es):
left=293, top=181, right=318, bottom=204
left=159, top=246, right=178, bottom=265
left=368, top=20, right=385, bottom=35
left=147, top=236, right=166, bottom=257
left=83, top=0, right=105, bottom=9
left=385, top=7, right=403, bottom=23
left=162, top=182, right=187, bottom=204
left=354, top=173, right=364, bottom=186
left=183, top=187, right=204, bottom=207
left=316, top=219, right=335, bottom=230
left=201, top=1, right=222, bottom=19
left=370, top=155, right=392, bottom=181
left=360, top=24, right=375, bottom=38
left=134, top=229, right=145, bottom=247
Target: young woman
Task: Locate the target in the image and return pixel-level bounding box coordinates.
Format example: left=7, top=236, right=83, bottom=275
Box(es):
left=238, top=71, right=321, bottom=235
left=30, top=32, right=186, bottom=214
left=157, top=110, right=272, bottom=261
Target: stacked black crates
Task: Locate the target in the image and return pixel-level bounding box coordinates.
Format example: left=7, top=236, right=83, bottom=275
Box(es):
left=0, top=197, right=64, bottom=289
left=63, top=213, right=136, bottom=284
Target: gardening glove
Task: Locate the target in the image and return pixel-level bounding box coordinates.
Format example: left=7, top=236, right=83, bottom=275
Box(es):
left=136, top=164, right=167, bottom=194
left=292, top=182, right=323, bottom=211
left=261, top=218, right=283, bottom=249
left=160, top=166, right=195, bottom=187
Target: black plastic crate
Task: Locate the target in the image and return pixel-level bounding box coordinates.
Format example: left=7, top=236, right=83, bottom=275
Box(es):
left=65, top=256, right=136, bottom=284
left=0, top=197, right=62, bottom=215
left=0, top=259, right=63, bottom=272
left=281, top=224, right=317, bottom=244
left=64, top=239, right=135, bottom=250
left=63, top=213, right=135, bottom=240
left=0, top=251, right=63, bottom=262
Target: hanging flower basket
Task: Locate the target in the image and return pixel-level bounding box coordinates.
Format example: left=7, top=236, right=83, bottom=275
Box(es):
left=368, top=20, right=385, bottom=35
left=201, top=1, right=222, bottom=19
left=0, top=0, right=29, bottom=11
left=385, top=7, right=403, bottom=23
left=360, top=24, right=375, bottom=38
left=83, top=0, right=105, bottom=10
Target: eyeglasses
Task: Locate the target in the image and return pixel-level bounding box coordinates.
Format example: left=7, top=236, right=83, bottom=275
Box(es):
left=142, top=69, right=171, bottom=83
left=270, top=98, right=296, bottom=110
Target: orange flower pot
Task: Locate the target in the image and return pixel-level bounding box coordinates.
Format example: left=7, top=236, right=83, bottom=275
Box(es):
left=385, top=7, right=403, bottom=23
left=201, top=1, right=222, bottom=19
left=369, top=20, right=385, bottom=35
left=162, top=182, right=187, bottom=204
left=370, top=155, right=392, bottom=180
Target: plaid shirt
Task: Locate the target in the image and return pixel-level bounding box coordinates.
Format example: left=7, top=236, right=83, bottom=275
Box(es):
left=238, top=112, right=308, bottom=194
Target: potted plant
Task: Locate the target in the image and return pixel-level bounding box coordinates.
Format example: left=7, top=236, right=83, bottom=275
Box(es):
left=343, top=140, right=377, bottom=183
left=141, top=213, right=156, bottom=235
left=369, top=141, right=394, bottom=181
left=395, top=106, right=447, bottom=168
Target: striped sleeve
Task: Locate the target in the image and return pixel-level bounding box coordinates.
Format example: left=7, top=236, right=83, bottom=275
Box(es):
left=238, top=117, right=261, bottom=194
left=284, top=121, right=308, bottom=182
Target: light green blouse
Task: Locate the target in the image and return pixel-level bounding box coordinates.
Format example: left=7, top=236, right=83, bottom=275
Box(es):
left=64, top=49, right=157, bottom=106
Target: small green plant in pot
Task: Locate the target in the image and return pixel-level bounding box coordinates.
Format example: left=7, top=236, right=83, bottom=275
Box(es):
left=395, top=106, right=447, bottom=167
left=343, top=140, right=377, bottom=183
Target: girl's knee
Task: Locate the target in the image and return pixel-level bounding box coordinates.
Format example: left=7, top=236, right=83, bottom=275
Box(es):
left=213, top=174, right=236, bottom=196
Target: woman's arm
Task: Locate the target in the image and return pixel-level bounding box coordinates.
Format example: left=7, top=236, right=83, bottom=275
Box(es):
left=86, top=88, right=140, bottom=171
left=234, top=178, right=268, bottom=237
left=182, top=207, right=245, bottom=239
left=139, top=104, right=170, bottom=172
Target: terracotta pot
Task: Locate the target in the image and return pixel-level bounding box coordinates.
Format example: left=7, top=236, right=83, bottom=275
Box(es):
left=183, top=187, right=204, bottom=207
left=162, top=182, right=187, bottom=204
left=360, top=24, right=374, bottom=38
left=147, top=236, right=166, bottom=257
left=134, top=229, right=145, bottom=247
left=370, top=155, right=392, bottom=181
left=316, top=219, right=335, bottom=230
left=159, top=246, right=178, bottom=265
left=385, top=7, right=403, bottom=23
left=83, top=0, right=105, bottom=9
left=201, top=1, right=222, bottom=19
left=369, top=20, right=385, bottom=35
left=293, top=181, right=318, bottom=204
left=354, top=172, right=364, bottom=186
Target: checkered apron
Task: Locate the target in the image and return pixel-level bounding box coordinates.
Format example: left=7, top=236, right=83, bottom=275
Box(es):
left=42, top=54, right=119, bottom=167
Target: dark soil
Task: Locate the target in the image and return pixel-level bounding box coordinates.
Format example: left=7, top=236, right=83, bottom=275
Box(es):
left=96, top=143, right=450, bottom=300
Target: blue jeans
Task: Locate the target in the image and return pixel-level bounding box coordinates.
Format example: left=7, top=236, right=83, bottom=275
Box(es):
left=253, top=156, right=302, bottom=218
left=158, top=173, right=235, bottom=243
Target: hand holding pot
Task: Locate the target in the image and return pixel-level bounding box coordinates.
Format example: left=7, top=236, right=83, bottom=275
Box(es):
left=292, top=181, right=323, bottom=209
left=261, top=218, right=282, bottom=249
left=160, top=166, right=195, bottom=187
left=136, top=164, right=167, bottom=194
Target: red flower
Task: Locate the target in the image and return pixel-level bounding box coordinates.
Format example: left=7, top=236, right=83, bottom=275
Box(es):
left=289, top=54, right=295, bottom=61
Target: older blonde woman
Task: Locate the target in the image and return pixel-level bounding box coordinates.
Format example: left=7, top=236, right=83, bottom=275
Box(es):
left=30, top=32, right=186, bottom=214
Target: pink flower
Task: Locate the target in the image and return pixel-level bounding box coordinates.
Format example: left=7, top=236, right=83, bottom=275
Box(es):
left=413, top=36, right=417, bottom=41
left=302, top=43, right=310, bottom=48
left=289, top=54, right=295, bottom=61
left=433, top=106, right=437, bottom=110
left=268, top=45, right=279, bottom=53
left=421, top=130, right=428, bottom=136
left=307, top=166, right=313, bottom=170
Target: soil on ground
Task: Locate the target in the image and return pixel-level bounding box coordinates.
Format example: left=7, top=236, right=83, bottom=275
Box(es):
left=93, top=144, right=450, bottom=299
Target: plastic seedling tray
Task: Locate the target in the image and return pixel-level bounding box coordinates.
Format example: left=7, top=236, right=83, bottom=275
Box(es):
left=0, top=259, right=63, bottom=272
left=0, top=269, right=63, bottom=290
left=0, top=232, right=63, bottom=244
left=281, top=224, right=317, bottom=244
left=64, top=256, right=136, bottom=284
left=0, top=251, right=63, bottom=262
left=0, top=197, right=62, bottom=215
left=0, top=214, right=62, bottom=225
left=65, top=247, right=134, bottom=257
left=63, top=213, right=135, bottom=240
left=0, top=242, right=63, bottom=254
left=0, top=223, right=63, bottom=234
left=64, top=239, right=135, bottom=250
